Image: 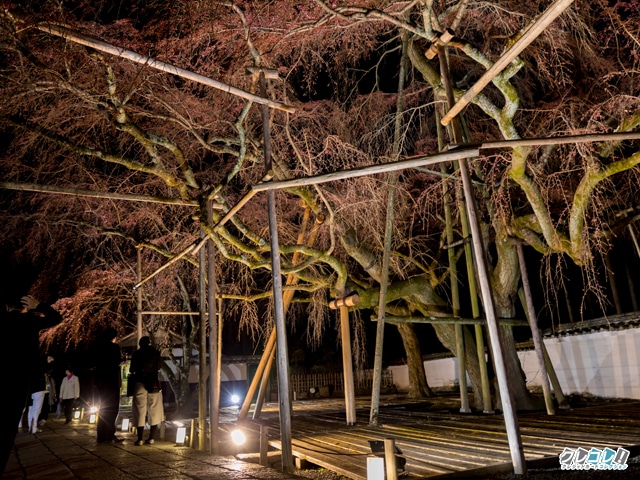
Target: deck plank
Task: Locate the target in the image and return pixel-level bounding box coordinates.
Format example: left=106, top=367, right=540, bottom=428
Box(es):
left=237, top=397, right=640, bottom=479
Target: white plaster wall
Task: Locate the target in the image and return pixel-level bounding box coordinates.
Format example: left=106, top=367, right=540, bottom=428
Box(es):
left=188, top=362, right=247, bottom=382
left=521, top=329, right=640, bottom=399
left=221, top=363, right=247, bottom=382
left=390, top=358, right=462, bottom=392
left=391, top=328, right=640, bottom=400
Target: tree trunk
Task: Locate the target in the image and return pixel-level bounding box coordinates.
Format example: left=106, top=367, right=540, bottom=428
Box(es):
left=396, top=323, right=433, bottom=398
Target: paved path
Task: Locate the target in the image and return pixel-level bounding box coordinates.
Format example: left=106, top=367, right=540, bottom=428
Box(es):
left=3, top=416, right=303, bottom=480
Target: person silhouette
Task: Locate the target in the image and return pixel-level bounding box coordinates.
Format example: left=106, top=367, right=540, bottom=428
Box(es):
left=0, top=294, right=62, bottom=473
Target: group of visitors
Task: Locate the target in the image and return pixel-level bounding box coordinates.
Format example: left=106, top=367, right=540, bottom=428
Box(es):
left=0, top=291, right=165, bottom=474
left=18, top=356, right=79, bottom=433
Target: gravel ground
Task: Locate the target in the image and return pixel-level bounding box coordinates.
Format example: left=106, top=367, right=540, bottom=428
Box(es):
left=295, top=468, right=349, bottom=480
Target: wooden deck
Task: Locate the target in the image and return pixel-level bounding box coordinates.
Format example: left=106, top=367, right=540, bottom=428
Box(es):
left=230, top=395, right=640, bottom=479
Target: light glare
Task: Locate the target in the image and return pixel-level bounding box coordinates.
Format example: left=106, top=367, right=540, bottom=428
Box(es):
left=231, top=429, right=246, bottom=445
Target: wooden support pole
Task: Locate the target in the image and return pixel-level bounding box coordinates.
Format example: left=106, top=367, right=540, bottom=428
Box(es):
left=259, top=425, right=269, bottom=467
left=189, top=419, right=196, bottom=449
left=517, top=243, right=555, bottom=415
left=239, top=329, right=275, bottom=419
left=340, top=305, right=356, bottom=425
left=541, top=342, right=570, bottom=409
left=251, top=211, right=325, bottom=420
left=441, top=0, right=575, bottom=125
left=328, top=293, right=360, bottom=309
left=384, top=438, right=398, bottom=480
left=253, top=341, right=276, bottom=419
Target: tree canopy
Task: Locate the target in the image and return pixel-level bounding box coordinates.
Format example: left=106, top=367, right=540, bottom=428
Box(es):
left=1, top=0, right=639, bottom=409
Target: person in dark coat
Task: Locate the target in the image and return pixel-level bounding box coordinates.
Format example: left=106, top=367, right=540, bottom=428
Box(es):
left=94, top=327, right=124, bottom=444
left=130, top=336, right=163, bottom=445
left=0, top=294, right=62, bottom=473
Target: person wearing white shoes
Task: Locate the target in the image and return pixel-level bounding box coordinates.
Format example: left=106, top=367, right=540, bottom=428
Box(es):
left=23, top=356, right=49, bottom=434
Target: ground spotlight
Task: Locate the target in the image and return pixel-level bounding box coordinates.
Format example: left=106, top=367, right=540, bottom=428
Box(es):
left=230, top=429, right=246, bottom=445
left=174, top=422, right=187, bottom=446
left=121, top=418, right=130, bottom=431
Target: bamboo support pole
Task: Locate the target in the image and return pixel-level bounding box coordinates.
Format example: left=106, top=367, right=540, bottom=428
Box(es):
left=371, top=30, right=407, bottom=427
left=441, top=0, right=575, bottom=125
left=517, top=243, right=555, bottom=415
left=437, top=106, right=470, bottom=414
left=459, top=200, right=493, bottom=413
left=377, top=316, right=528, bottom=326
left=37, top=23, right=295, bottom=113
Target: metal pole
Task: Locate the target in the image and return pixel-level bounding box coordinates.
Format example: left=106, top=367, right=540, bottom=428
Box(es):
left=136, top=246, right=143, bottom=344
left=260, top=71, right=293, bottom=472
left=438, top=45, right=525, bottom=474
left=198, top=228, right=207, bottom=451
left=516, top=243, right=555, bottom=415
left=207, top=199, right=220, bottom=454
left=458, top=157, right=525, bottom=474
